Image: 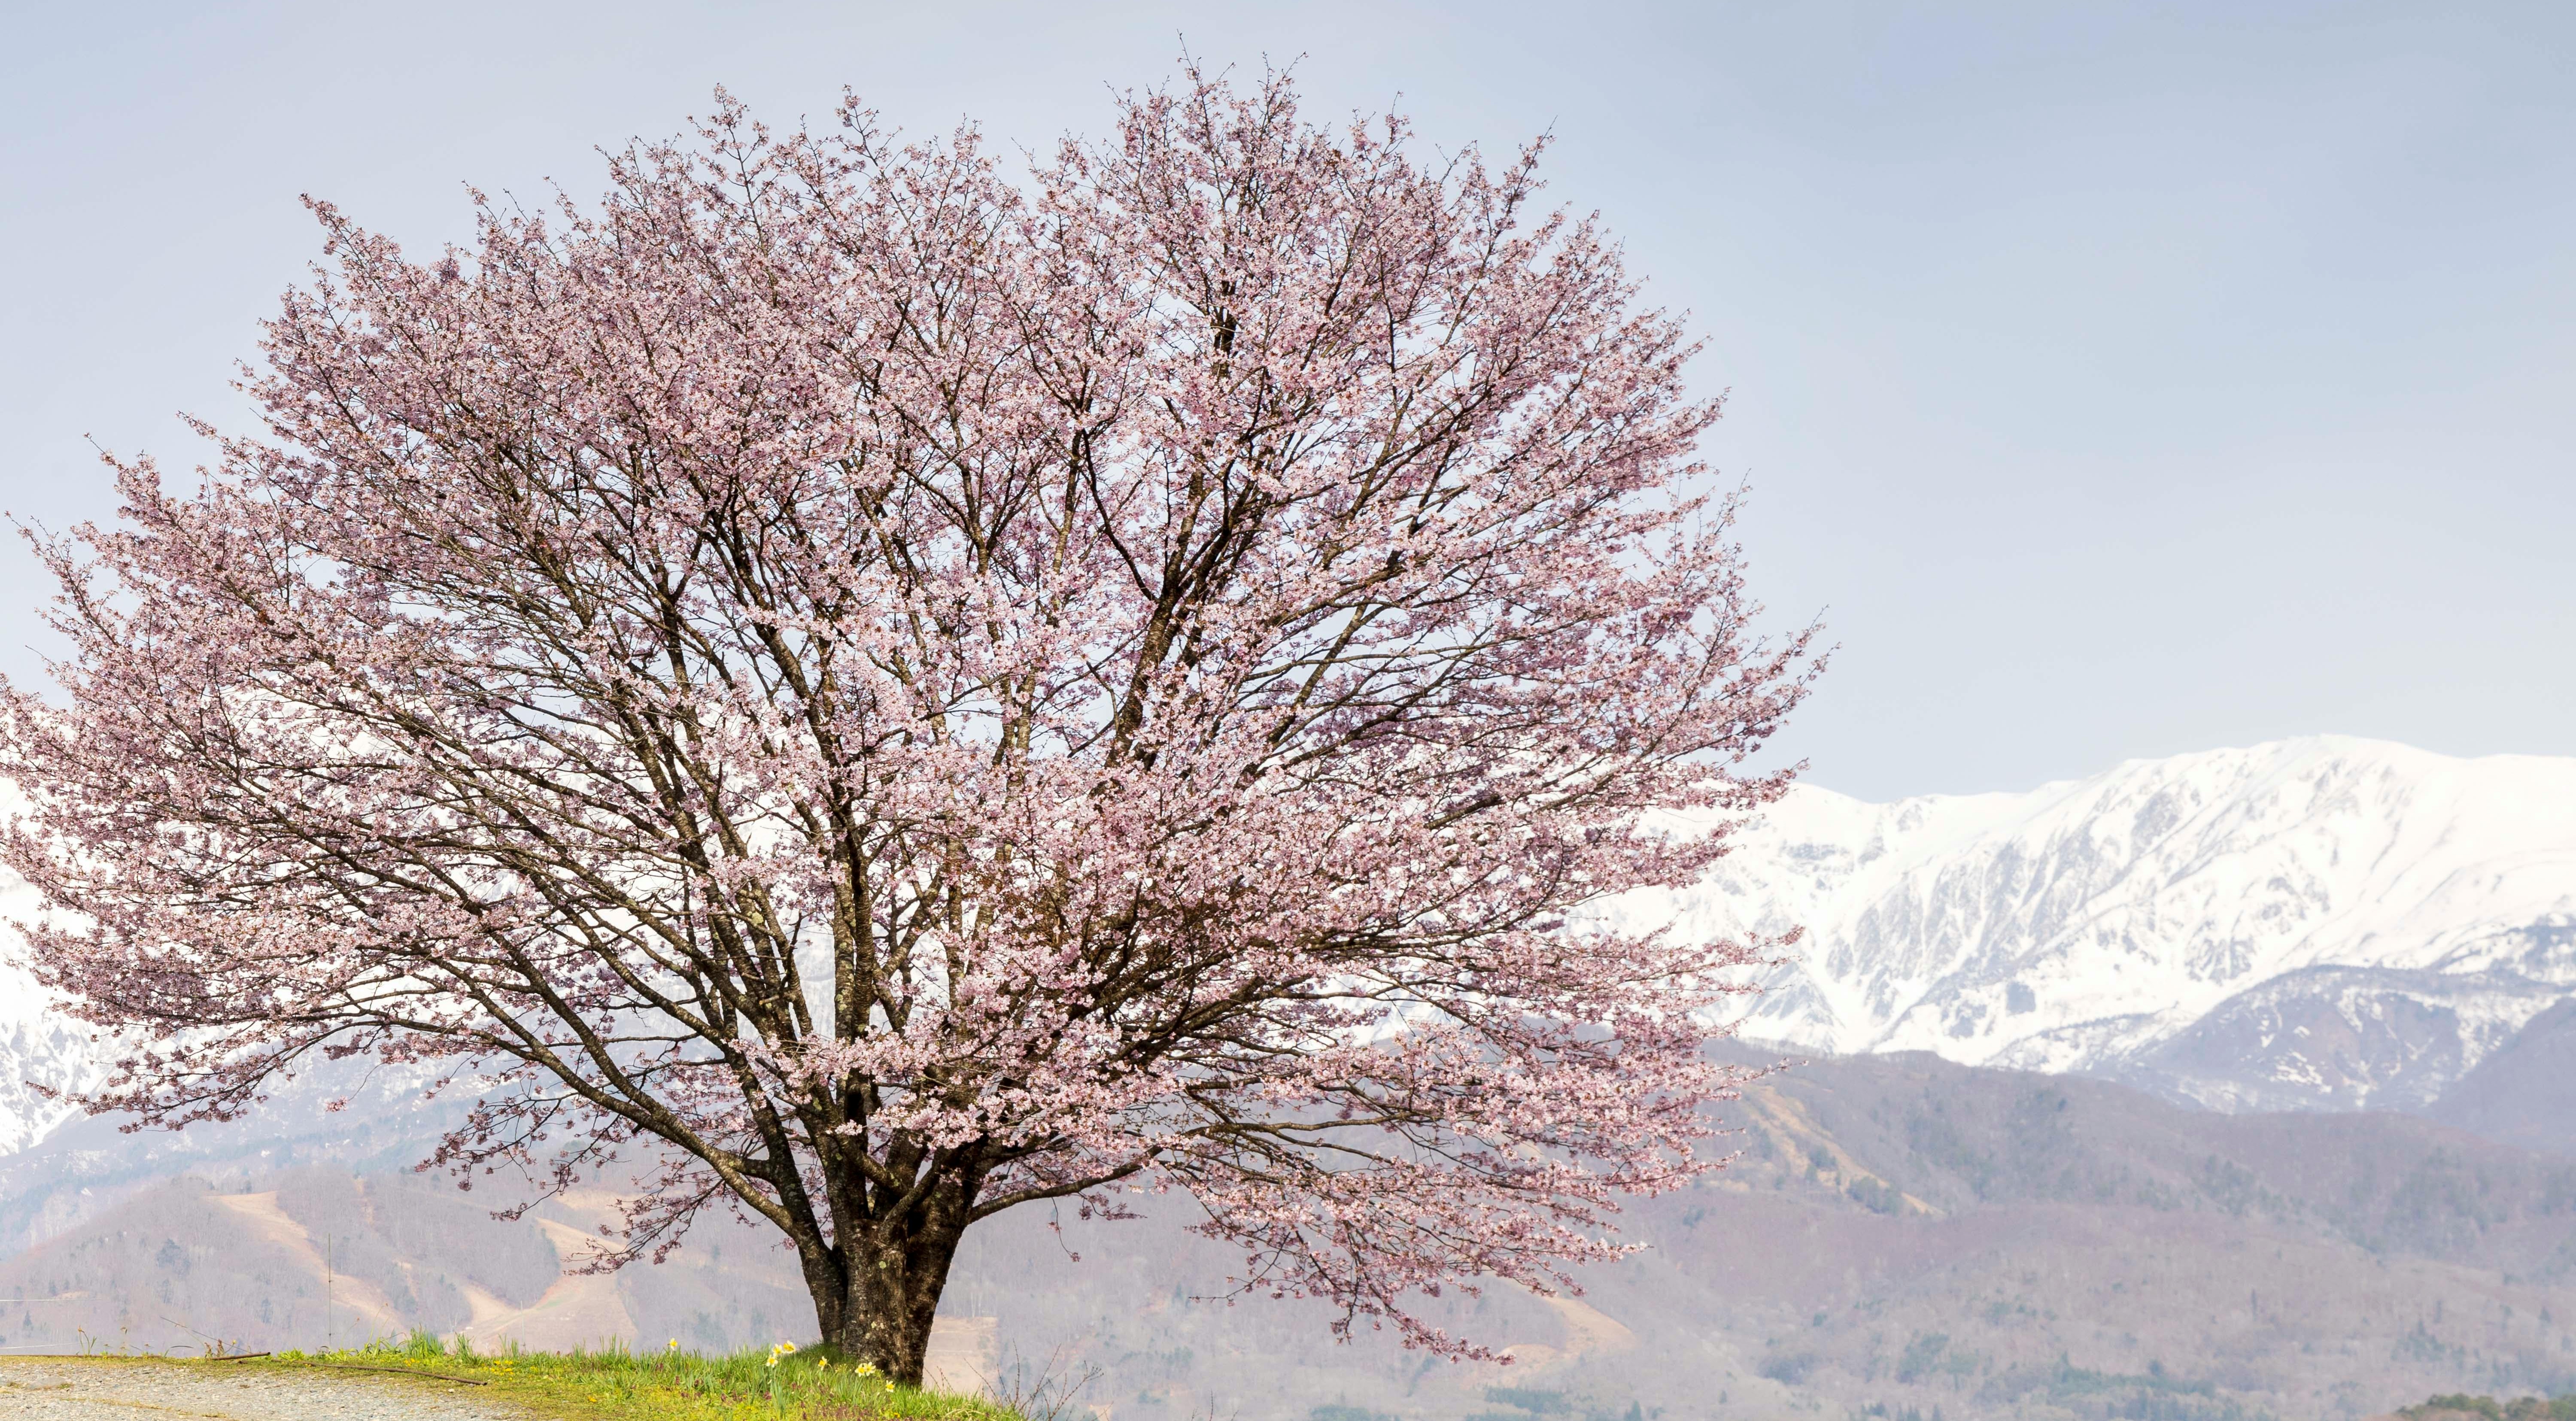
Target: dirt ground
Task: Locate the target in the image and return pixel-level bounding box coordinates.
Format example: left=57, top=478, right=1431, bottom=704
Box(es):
left=0, top=1359, right=541, bottom=1420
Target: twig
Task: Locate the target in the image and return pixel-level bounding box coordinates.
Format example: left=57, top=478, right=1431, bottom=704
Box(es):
left=222, top=1358, right=484, bottom=1385
left=156, top=1316, right=238, bottom=1359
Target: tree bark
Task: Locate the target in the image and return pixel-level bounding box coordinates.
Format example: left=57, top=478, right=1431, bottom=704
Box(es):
left=836, top=1239, right=956, bottom=1386
left=799, top=1177, right=973, bottom=1387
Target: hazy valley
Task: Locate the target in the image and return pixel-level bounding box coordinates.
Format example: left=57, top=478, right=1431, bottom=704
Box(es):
left=7, top=1051, right=2576, bottom=1421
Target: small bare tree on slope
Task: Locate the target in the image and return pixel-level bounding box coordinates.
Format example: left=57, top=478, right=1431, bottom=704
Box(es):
left=0, top=67, right=1815, bottom=1381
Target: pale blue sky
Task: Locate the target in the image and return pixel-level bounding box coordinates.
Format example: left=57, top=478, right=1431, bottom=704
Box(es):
left=3, top=1, right=2567, bottom=801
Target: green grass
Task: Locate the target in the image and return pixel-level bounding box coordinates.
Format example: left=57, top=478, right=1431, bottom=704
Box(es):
left=224, top=1332, right=1033, bottom=1421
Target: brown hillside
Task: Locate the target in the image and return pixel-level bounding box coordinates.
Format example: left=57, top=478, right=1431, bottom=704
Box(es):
left=8, top=1053, right=2576, bottom=1421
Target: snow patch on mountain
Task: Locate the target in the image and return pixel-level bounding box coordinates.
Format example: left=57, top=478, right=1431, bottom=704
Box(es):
left=1616, top=736, right=2576, bottom=1110
left=0, top=871, right=107, bottom=1156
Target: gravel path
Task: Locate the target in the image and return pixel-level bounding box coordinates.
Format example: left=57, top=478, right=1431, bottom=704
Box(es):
left=0, top=1360, right=542, bottom=1420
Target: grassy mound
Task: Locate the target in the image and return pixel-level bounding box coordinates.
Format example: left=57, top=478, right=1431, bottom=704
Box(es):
left=231, top=1333, right=1033, bottom=1421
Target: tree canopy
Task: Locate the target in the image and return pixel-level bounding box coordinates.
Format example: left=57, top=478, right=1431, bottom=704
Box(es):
left=0, top=67, right=1815, bottom=1377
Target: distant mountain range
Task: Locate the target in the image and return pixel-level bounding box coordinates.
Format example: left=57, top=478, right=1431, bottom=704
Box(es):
left=1613, top=736, right=2576, bottom=1132
left=3, top=736, right=2573, bottom=1241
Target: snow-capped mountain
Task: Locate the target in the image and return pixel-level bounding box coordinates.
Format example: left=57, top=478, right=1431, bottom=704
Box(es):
left=1619, top=736, right=2576, bottom=1113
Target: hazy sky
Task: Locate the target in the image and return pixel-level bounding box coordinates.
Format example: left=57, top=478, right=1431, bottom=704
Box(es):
left=3, top=1, right=2567, bottom=802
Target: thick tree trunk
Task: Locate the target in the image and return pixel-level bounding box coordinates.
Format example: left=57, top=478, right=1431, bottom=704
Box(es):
left=832, top=1227, right=963, bottom=1387
left=796, top=1179, right=973, bottom=1388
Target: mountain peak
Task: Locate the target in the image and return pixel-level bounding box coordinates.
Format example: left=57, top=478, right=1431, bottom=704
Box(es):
left=1621, top=737, right=2576, bottom=1115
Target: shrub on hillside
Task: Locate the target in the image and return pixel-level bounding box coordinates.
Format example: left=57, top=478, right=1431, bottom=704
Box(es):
left=2399, top=1394, right=2576, bottom=1421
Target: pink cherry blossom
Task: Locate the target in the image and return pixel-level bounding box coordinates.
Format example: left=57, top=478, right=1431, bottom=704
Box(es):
left=0, top=65, right=1817, bottom=1381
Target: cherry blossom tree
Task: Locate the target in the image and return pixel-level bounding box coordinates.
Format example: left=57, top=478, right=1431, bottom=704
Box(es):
left=0, top=69, right=1815, bottom=1380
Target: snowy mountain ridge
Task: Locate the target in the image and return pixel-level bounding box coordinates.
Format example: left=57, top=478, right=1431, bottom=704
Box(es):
left=0, top=865, right=102, bottom=1156
left=0, top=735, right=2570, bottom=1169
left=1615, top=735, right=2576, bottom=1111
